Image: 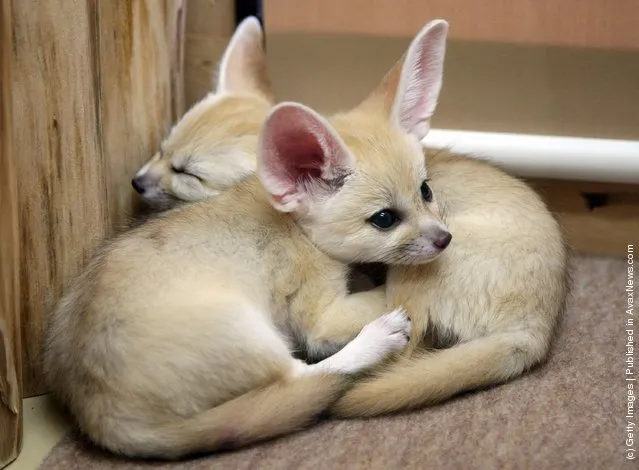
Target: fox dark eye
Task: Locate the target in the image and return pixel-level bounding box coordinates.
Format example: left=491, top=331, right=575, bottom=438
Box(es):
left=171, top=165, right=185, bottom=174
left=369, top=209, right=400, bottom=230
left=421, top=180, right=432, bottom=202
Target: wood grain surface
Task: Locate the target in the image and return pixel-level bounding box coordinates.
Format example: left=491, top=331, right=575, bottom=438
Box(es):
left=184, top=0, right=234, bottom=107
left=11, top=0, right=185, bottom=397
left=0, top=0, right=22, bottom=465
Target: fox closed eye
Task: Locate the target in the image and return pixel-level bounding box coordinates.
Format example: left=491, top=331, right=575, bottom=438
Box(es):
left=172, top=165, right=202, bottom=181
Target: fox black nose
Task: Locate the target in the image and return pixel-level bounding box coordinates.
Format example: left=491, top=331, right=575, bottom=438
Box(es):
left=434, top=231, right=452, bottom=250
left=131, top=177, right=145, bottom=194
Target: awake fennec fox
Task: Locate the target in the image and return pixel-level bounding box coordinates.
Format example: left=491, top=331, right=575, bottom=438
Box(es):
left=130, top=16, right=566, bottom=420
left=328, top=21, right=568, bottom=417
left=129, top=17, right=376, bottom=291
left=43, top=105, right=409, bottom=460
left=42, top=20, right=455, bottom=459
left=132, top=17, right=273, bottom=210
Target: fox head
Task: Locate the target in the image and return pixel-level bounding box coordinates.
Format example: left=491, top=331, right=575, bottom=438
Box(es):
left=258, top=20, right=452, bottom=265
left=132, top=17, right=274, bottom=210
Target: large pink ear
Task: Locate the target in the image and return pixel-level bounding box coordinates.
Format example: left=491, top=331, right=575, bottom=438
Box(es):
left=215, top=16, right=275, bottom=102
left=392, top=19, right=448, bottom=140
left=258, top=103, right=355, bottom=212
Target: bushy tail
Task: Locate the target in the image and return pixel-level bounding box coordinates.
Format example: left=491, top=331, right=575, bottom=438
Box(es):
left=330, top=330, right=548, bottom=418
left=104, top=374, right=347, bottom=459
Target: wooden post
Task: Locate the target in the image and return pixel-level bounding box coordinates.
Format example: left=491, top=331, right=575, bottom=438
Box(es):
left=11, top=0, right=186, bottom=398
left=184, top=0, right=235, bottom=108
left=0, top=0, right=23, bottom=465
left=93, top=0, right=187, bottom=225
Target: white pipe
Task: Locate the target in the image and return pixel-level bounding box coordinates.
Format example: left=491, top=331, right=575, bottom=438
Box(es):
left=422, top=129, right=639, bottom=184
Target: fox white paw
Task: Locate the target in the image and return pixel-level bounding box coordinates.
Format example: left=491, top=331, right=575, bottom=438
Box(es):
left=346, top=308, right=411, bottom=372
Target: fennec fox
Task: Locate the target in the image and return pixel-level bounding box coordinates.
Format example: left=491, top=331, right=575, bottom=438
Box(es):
left=42, top=25, right=458, bottom=457
left=329, top=21, right=568, bottom=417
left=132, top=17, right=273, bottom=210
left=43, top=101, right=413, bottom=459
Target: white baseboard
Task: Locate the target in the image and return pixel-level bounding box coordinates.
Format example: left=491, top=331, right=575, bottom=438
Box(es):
left=422, top=129, right=639, bottom=184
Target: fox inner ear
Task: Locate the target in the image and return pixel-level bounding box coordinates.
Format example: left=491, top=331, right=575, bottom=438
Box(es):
left=258, top=103, right=354, bottom=213
left=391, top=20, right=448, bottom=141
left=215, top=16, right=275, bottom=102
left=355, top=20, right=448, bottom=141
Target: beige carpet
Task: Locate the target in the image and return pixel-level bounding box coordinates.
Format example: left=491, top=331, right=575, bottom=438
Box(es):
left=39, top=254, right=633, bottom=469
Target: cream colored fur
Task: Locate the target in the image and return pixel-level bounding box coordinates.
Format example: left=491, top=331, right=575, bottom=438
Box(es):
left=131, top=17, right=273, bottom=210
left=43, top=176, right=411, bottom=458
left=329, top=22, right=568, bottom=417
left=108, top=15, right=565, bottom=432
left=43, top=18, right=426, bottom=460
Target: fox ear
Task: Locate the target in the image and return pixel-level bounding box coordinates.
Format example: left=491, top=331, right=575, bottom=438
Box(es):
left=393, top=20, right=448, bottom=140
left=357, top=20, right=448, bottom=141
left=258, top=102, right=355, bottom=213
left=215, top=16, right=275, bottom=102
